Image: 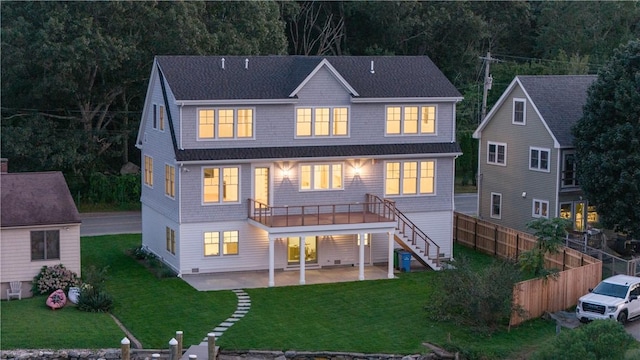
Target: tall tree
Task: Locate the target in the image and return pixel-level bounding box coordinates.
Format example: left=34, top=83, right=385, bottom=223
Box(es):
left=572, top=40, right=640, bottom=238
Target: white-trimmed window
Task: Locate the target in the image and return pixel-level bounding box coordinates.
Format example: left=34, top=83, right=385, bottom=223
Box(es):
left=530, top=147, right=550, bottom=172
left=385, top=160, right=435, bottom=196
left=490, top=192, right=502, bottom=219
left=165, top=164, right=175, bottom=198
left=385, top=105, right=436, bottom=135
left=532, top=199, right=549, bottom=218
left=166, top=227, right=175, bottom=255
left=144, top=155, right=153, bottom=187
left=31, top=230, right=60, bottom=260
left=203, top=230, right=239, bottom=256
left=295, top=107, right=349, bottom=137
left=513, top=98, right=525, bottom=125
left=487, top=142, right=506, bottom=165
left=203, top=166, right=239, bottom=203
left=300, top=163, right=343, bottom=190
left=198, top=108, right=254, bottom=139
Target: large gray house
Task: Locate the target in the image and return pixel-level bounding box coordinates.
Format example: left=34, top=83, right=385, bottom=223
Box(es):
left=473, top=75, right=598, bottom=233
left=136, top=56, right=462, bottom=286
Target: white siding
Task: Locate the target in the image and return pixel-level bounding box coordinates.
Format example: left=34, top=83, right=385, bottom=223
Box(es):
left=0, top=225, right=81, bottom=299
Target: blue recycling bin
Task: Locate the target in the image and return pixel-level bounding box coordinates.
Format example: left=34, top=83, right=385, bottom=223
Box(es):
left=400, top=251, right=412, bottom=272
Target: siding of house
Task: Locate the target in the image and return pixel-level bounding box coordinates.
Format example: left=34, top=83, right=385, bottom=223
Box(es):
left=0, top=224, right=81, bottom=299
left=478, top=85, right=559, bottom=232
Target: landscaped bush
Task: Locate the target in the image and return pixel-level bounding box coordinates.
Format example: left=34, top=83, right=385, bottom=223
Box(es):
left=531, top=319, right=638, bottom=359
left=129, top=245, right=177, bottom=279
left=77, top=265, right=113, bottom=312
left=32, top=264, right=80, bottom=295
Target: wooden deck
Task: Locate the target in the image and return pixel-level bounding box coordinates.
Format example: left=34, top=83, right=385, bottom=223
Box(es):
left=250, top=211, right=395, bottom=227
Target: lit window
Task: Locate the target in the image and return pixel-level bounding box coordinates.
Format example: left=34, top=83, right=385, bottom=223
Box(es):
left=487, top=142, right=506, bottom=165
left=299, top=163, right=343, bottom=191
left=385, top=160, right=435, bottom=196
left=513, top=99, right=525, bottom=124
left=159, top=105, right=165, bottom=131
left=533, top=199, right=549, bottom=218
left=204, top=232, right=220, bottom=256
left=165, top=165, right=175, bottom=197
left=530, top=147, right=550, bottom=171
left=491, top=193, right=502, bottom=219
left=223, top=231, right=239, bottom=255
left=30, top=230, right=60, bottom=260
left=166, top=227, right=175, bottom=255
left=296, top=107, right=349, bottom=137
left=357, top=233, right=371, bottom=246
left=386, top=105, right=436, bottom=135
left=144, top=155, right=153, bottom=187
left=218, top=109, right=234, bottom=138
left=237, top=109, right=253, bottom=138
left=199, top=110, right=215, bottom=138
left=203, top=167, right=239, bottom=203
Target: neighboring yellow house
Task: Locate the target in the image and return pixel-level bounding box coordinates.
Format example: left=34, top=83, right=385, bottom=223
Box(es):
left=0, top=159, right=81, bottom=299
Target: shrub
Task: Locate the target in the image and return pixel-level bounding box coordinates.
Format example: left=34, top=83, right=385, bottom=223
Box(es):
left=81, top=265, right=109, bottom=292
left=129, top=245, right=176, bottom=279
left=531, top=320, right=637, bottom=360
left=76, top=285, right=114, bottom=313
left=427, top=255, right=523, bottom=333
left=32, top=264, right=80, bottom=295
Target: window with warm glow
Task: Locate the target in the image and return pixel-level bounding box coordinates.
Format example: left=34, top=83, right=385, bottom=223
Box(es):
left=165, top=165, right=175, bottom=197
left=199, top=109, right=215, bottom=138
left=385, top=160, right=435, bottom=196
left=144, top=155, right=153, bottom=187
left=166, top=227, right=175, bottom=255
left=237, top=109, right=253, bottom=138
left=296, top=107, right=348, bottom=137
left=218, top=109, right=234, bottom=138
left=386, top=105, right=436, bottom=135
left=198, top=108, right=253, bottom=139
left=203, top=166, right=240, bottom=203
left=223, top=230, right=239, bottom=255
left=300, top=163, right=343, bottom=191
left=159, top=105, right=165, bottom=131
left=204, top=232, right=220, bottom=256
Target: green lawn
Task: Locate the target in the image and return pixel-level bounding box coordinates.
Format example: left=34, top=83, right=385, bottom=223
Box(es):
left=1, top=235, right=557, bottom=359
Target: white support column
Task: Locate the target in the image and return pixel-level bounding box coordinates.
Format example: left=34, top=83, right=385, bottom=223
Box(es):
left=387, top=231, right=395, bottom=279
left=358, top=232, right=365, bottom=280
left=268, top=236, right=275, bottom=287
left=299, top=237, right=306, bottom=285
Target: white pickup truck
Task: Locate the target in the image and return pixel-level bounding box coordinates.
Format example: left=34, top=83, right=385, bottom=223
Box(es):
left=576, top=274, right=640, bottom=323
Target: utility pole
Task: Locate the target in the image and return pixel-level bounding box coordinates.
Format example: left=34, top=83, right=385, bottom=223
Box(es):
left=480, top=52, right=498, bottom=123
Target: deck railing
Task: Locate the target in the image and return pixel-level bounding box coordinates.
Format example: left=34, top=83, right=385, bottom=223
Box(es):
left=247, top=197, right=395, bottom=227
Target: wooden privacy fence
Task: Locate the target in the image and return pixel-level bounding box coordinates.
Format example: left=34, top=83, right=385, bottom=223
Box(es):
left=453, top=212, right=602, bottom=326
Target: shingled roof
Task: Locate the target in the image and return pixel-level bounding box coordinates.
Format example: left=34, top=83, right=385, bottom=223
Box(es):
left=155, top=55, right=462, bottom=100
left=1, top=172, right=81, bottom=228
left=517, top=75, right=596, bottom=147
left=176, top=143, right=462, bottom=162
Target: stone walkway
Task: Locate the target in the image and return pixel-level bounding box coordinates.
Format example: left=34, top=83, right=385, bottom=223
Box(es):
left=199, top=289, right=251, bottom=345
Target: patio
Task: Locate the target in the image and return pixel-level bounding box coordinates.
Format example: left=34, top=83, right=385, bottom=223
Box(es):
left=181, top=263, right=427, bottom=291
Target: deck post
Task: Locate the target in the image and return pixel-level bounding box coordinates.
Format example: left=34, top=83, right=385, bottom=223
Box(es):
left=387, top=231, right=395, bottom=278
left=299, top=237, right=306, bottom=284
left=268, top=236, right=275, bottom=287
left=176, top=331, right=183, bottom=356
left=120, top=337, right=130, bottom=360
left=207, top=333, right=217, bottom=360
left=169, top=338, right=178, bottom=360
left=359, top=232, right=365, bottom=280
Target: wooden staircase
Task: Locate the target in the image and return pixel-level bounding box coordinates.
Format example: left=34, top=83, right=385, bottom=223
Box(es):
left=366, top=194, right=442, bottom=271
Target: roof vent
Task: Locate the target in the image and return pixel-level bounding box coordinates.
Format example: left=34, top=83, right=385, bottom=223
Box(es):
left=370, top=60, right=375, bottom=74
left=245, top=58, right=249, bottom=70
left=221, top=58, right=225, bottom=70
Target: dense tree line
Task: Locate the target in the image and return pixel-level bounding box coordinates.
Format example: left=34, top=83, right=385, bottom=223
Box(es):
left=2, top=1, right=639, bottom=197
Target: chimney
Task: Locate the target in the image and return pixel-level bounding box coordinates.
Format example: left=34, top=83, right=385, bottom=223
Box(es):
left=1, top=158, right=7, bottom=173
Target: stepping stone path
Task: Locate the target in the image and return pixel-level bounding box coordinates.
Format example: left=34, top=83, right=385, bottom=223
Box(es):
left=200, top=289, right=251, bottom=345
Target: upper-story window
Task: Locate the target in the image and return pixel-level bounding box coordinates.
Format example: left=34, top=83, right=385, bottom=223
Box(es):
left=385, top=160, right=435, bottom=196
left=487, top=141, right=506, bottom=166
left=295, top=107, right=349, bottom=137
left=144, top=155, right=153, bottom=187
left=165, top=164, right=175, bottom=198
left=529, top=147, right=550, bottom=172
left=300, top=163, right=343, bottom=191
left=562, top=152, right=579, bottom=187
left=385, top=106, right=436, bottom=135
left=203, top=166, right=239, bottom=203
left=532, top=199, right=549, bottom=218
left=198, top=108, right=254, bottom=139
left=153, top=105, right=165, bottom=130
left=513, top=98, right=526, bottom=125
